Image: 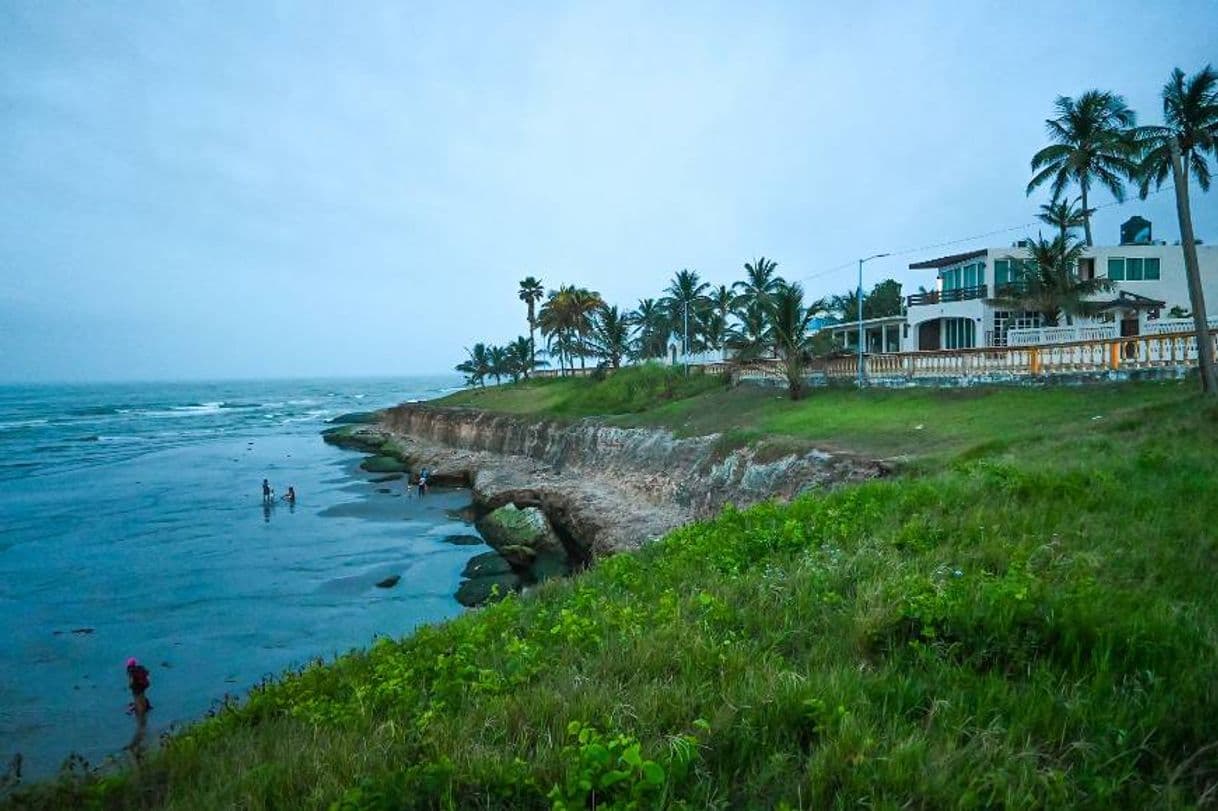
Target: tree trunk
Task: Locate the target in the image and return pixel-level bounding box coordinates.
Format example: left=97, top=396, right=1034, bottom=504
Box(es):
left=785, top=354, right=803, bottom=400
left=1170, top=141, right=1218, bottom=395
left=528, top=319, right=536, bottom=375
left=1080, top=185, right=1093, bottom=247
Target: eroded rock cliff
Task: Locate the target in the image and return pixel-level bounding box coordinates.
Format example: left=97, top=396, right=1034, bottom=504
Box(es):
left=347, top=404, right=887, bottom=558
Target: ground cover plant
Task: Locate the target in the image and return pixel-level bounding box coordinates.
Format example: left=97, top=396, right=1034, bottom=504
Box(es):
left=7, top=384, right=1218, bottom=809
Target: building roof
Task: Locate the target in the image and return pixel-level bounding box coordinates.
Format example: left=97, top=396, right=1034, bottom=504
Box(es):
left=908, top=249, right=988, bottom=270
left=1092, top=290, right=1166, bottom=311
left=819, top=315, right=907, bottom=333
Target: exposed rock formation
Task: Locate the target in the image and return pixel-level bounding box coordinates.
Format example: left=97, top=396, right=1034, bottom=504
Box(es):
left=327, top=404, right=887, bottom=559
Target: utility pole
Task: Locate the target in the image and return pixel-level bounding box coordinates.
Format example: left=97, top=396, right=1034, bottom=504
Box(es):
left=857, top=253, right=890, bottom=387
left=683, top=299, right=689, bottom=375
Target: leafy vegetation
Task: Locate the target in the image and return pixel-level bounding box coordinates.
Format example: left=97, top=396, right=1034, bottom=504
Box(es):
left=10, top=386, right=1218, bottom=809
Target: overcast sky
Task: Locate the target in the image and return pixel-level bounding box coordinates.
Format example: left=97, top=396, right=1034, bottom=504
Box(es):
left=2, top=1, right=1216, bottom=382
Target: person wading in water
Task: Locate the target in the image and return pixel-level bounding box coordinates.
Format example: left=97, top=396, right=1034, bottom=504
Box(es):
left=126, top=657, right=152, bottom=721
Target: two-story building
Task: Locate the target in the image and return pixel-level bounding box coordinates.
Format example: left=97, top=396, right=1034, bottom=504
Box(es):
left=902, top=218, right=1218, bottom=351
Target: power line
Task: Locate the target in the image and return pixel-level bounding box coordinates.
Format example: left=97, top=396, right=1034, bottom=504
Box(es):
left=790, top=186, right=1171, bottom=288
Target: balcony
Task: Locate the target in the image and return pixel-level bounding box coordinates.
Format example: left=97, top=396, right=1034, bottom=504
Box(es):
left=906, top=284, right=988, bottom=307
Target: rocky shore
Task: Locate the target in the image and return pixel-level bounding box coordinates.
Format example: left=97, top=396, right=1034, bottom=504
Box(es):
left=325, top=404, right=887, bottom=604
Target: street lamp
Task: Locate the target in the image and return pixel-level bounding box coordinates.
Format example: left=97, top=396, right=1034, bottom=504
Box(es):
left=857, top=253, right=890, bottom=387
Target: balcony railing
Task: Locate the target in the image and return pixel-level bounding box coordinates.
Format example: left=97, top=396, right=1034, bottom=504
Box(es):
left=906, top=284, right=987, bottom=306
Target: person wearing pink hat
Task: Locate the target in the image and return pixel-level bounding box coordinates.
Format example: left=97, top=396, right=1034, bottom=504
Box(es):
left=126, top=657, right=152, bottom=721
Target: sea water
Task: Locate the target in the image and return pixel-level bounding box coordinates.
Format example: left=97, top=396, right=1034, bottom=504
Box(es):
left=0, top=377, right=481, bottom=779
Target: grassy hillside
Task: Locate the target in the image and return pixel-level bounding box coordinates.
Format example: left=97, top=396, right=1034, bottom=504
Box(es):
left=8, top=381, right=1218, bottom=809
left=437, top=366, right=1192, bottom=461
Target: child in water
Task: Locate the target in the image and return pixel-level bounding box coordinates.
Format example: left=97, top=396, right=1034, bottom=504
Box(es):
left=283, top=486, right=296, bottom=504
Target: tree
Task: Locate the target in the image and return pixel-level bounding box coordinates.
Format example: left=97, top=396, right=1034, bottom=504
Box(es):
left=828, top=279, right=902, bottom=321
left=588, top=305, right=632, bottom=369
left=505, top=337, right=536, bottom=382
left=864, top=279, right=903, bottom=318
left=455, top=343, right=491, bottom=387
left=992, top=234, right=1114, bottom=327
left=537, top=285, right=604, bottom=374
left=487, top=345, right=509, bottom=385
left=1036, top=196, right=1093, bottom=241
left=1134, top=65, right=1218, bottom=395
left=663, top=269, right=709, bottom=355
left=732, top=257, right=782, bottom=311
left=632, top=298, right=671, bottom=360
left=726, top=301, right=771, bottom=360
left=518, top=276, right=545, bottom=373
left=1027, top=90, right=1138, bottom=245
left=763, top=281, right=823, bottom=401
left=537, top=287, right=574, bottom=375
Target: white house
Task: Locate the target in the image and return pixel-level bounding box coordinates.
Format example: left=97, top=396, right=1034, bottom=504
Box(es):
left=902, top=218, right=1218, bottom=351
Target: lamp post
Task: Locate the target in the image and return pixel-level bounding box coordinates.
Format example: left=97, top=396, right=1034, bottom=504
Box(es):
left=857, top=253, right=890, bottom=387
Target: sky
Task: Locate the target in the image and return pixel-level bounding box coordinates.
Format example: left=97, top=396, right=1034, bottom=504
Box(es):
left=1, top=1, right=1216, bottom=382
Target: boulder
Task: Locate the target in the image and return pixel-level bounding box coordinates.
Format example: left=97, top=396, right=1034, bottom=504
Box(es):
left=442, top=534, right=484, bottom=546
left=321, top=425, right=385, bottom=453
left=461, top=551, right=514, bottom=578
left=328, top=411, right=382, bottom=425
left=475, top=504, right=564, bottom=557
left=455, top=573, right=521, bottom=607
left=360, top=455, right=410, bottom=474
left=375, top=575, right=401, bottom=589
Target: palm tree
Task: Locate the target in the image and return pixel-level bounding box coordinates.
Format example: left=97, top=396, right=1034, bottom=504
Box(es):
left=726, top=301, right=771, bottom=360
left=537, top=287, right=572, bottom=375
left=663, top=269, right=709, bottom=356
left=505, top=337, right=535, bottom=382
left=537, top=286, right=604, bottom=374
left=588, top=305, right=632, bottom=369
left=763, top=281, right=823, bottom=401
left=732, top=257, right=782, bottom=310
left=1027, top=90, right=1138, bottom=245
left=487, top=345, right=509, bottom=385
left=1036, top=196, right=1093, bottom=241
left=1134, top=65, right=1218, bottom=395
left=992, top=234, right=1114, bottom=327
left=569, top=288, right=604, bottom=370
left=632, top=298, right=671, bottom=360
left=455, top=343, right=491, bottom=387
left=518, top=276, right=545, bottom=372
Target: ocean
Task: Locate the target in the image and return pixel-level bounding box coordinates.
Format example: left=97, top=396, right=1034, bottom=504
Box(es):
left=0, top=376, right=480, bottom=779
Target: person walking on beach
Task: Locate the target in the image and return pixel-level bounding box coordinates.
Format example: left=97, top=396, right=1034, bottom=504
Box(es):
left=417, top=474, right=428, bottom=497
left=262, top=479, right=272, bottom=503
left=126, top=657, right=152, bottom=721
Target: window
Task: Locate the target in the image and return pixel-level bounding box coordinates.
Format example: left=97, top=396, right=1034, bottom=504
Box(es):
left=1108, top=256, right=1161, bottom=281
left=991, top=311, right=1044, bottom=346
left=943, top=318, right=976, bottom=349
left=996, top=259, right=1033, bottom=286
left=941, top=267, right=959, bottom=290
left=963, top=264, right=977, bottom=288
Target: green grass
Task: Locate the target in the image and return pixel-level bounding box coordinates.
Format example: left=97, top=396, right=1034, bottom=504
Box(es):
left=435, top=363, right=727, bottom=419
left=8, top=386, right=1218, bottom=810
left=444, top=371, right=1194, bottom=463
